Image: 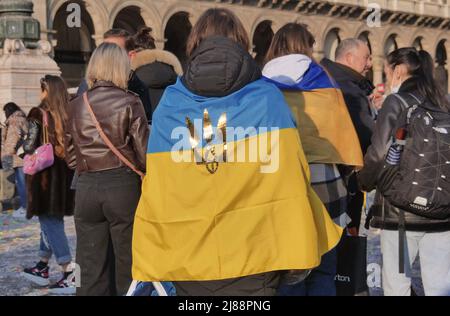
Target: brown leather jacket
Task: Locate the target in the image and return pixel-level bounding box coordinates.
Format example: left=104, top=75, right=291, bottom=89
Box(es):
left=65, top=81, right=149, bottom=174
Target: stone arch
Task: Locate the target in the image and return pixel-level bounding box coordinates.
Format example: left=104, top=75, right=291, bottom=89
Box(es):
left=412, top=36, right=424, bottom=51
left=163, top=11, right=193, bottom=70
left=252, top=20, right=274, bottom=68
left=111, top=6, right=146, bottom=34
left=49, top=0, right=107, bottom=34
left=435, top=39, right=448, bottom=93
left=250, top=15, right=281, bottom=38
left=323, top=28, right=341, bottom=60
left=383, top=33, right=399, bottom=56
left=161, top=4, right=198, bottom=32
left=109, top=1, right=162, bottom=35
left=407, top=28, right=435, bottom=55
left=358, top=31, right=374, bottom=82
left=381, top=26, right=407, bottom=49
left=357, top=31, right=373, bottom=54
left=318, top=21, right=351, bottom=59
left=433, top=31, right=450, bottom=58
left=51, top=0, right=96, bottom=88
left=321, top=21, right=351, bottom=41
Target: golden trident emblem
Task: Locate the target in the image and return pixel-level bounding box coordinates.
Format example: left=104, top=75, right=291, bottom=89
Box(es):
left=186, top=109, right=227, bottom=174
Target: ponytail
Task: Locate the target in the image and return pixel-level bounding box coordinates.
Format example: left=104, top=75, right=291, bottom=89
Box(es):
left=416, top=50, right=449, bottom=111
left=387, top=47, right=450, bottom=111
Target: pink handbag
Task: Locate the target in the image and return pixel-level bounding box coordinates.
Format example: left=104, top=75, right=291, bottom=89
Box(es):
left=23, top=109, right=54, bottom=175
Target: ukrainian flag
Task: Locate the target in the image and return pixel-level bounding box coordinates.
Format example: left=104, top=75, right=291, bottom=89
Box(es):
left=132, top=78, right=343, bottom=281
left=263, top=60, right=363, bottom=167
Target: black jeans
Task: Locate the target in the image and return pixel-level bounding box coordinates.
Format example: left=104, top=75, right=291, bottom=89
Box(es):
left=174, top=272, right=281, bottom=296
left=74, top=167, right=141, bottom=296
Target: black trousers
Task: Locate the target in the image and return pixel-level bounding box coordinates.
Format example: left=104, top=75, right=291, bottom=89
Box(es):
left=74, top=168, right=141, bottom=296
left=347, top=174, right=364, bottom=232
left=174, top=272, right=281, bottom=296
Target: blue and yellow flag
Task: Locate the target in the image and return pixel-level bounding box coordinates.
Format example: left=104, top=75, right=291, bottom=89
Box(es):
left=132, top=78, right=342, bottom=281
left=263, top=58, right=363, bottom=167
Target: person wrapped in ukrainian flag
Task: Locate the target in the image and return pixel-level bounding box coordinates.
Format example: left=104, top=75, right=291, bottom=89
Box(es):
left=132, top=8, right=343, bottom=296
left=262, top=23, right=364, bottom=296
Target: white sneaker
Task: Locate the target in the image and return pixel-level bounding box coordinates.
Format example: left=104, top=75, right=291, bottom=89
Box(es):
left=12, top=207, right=26, bottom=219
left=48, top=272, right=76, bottom=295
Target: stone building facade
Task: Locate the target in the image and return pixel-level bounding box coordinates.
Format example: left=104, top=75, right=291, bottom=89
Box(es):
left=30, top=0, right=450, bottom=91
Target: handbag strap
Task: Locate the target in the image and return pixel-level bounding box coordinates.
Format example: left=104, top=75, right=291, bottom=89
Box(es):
left=40, top=109, right=49, bottom=144
left=82, top=92, right=145, bottom=179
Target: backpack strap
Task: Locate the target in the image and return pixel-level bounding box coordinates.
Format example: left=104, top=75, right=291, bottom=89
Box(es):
left=392, top=93, right=422, bottom=125
left=398, top=208, right=406, bottom=274
left=39, top=109, right=50, bottom=144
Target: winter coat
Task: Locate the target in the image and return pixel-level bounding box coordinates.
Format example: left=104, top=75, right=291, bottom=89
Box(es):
left=23, top=106, right=75, bottom=219
left=1, top=110, right=28, bottom=168
left=132, top=49, right=183, bottom=118
left=358, top=77, right=450, bottom=231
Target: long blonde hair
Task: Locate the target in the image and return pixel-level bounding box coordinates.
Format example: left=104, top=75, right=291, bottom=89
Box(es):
left=86, top=42, right=131, bottom=89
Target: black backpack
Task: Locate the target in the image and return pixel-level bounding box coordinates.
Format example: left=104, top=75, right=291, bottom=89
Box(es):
left=378, top=93, right=450, bottom=220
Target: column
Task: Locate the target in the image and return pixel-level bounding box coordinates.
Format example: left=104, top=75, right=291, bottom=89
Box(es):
left=92, top=34, right=104, bottom=47
left=313, top=49, right=325, bottom=62
left=32, top=0, right=48, bottom=40
left=444, top=40, right=450, bottom=94
left=372, top=55, right=384, bottom=86
left=155, top=38, right=166, bottom=50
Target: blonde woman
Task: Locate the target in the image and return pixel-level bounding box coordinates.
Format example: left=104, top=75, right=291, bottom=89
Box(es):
left=65, top=42, right=149, bottom=296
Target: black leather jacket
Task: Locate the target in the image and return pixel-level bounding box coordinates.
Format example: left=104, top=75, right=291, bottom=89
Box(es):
left=358, top=77, right=450, bottom=231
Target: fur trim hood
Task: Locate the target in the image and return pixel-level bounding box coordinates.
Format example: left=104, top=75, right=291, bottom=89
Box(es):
left=131, top=49, right=183, bottom=75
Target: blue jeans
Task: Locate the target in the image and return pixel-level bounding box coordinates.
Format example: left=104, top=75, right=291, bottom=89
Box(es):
left=38, top=215, right=72, bottom=265
left=278, top=248, right=337, bottom=296
left=14, top=167, right=26, bottom=208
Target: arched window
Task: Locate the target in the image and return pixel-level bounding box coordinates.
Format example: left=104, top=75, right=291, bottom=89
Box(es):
left=252, top=20, right=274, bottom=68
left=164, top=12, right=192, bottom=70
left=324, top=28, right=341, bottom=61
left=358, top=31, right=373, bottom=82
left=53, top=1, right=95, bottom=88
left=436, top=40, right=448, bottom=93
left=113, top=6, right=146, bottom=34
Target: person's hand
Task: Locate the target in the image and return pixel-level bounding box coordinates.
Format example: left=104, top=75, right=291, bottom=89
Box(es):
left=370, top=92, right=384, bottom=110
left=347, top=227, right=359, bottom=237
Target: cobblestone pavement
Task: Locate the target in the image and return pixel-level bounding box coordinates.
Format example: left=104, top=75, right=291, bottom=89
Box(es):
left=0, top=210, right=424, bottom=296
left=0, top=212, right=76, bottom=296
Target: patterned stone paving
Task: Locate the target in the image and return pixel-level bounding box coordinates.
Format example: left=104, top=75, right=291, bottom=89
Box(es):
left=0, top=209, right=424, bottom=296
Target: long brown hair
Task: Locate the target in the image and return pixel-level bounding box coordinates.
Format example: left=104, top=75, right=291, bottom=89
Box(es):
left=40, top=75, right=69, bottom=158
left=265, top=23, right=315, bottom=64
left=186, top=8, right=249, bottom=57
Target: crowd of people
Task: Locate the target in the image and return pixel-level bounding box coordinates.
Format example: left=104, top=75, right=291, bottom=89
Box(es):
left=1, top=8, right=449, bottom=296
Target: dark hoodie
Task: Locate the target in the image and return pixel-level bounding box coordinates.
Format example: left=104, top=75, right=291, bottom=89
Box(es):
left=182, top=36, right=261, bottom=97
left=321, top=58, right=375, bottom=154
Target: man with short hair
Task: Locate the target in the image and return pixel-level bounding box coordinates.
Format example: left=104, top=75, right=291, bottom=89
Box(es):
left=77, top=28, right=152, bottom=123
left=321, top=38, right=377, bottom=234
